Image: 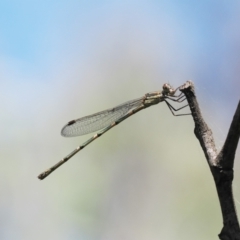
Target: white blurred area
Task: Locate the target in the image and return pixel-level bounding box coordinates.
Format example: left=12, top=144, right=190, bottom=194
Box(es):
left=0, top=1, right=240, bottom=240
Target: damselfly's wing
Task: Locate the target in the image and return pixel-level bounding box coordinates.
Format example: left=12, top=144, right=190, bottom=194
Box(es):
left=61, top=97, right=143, bottom=137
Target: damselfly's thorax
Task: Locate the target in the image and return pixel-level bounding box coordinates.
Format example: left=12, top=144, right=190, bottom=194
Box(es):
left=143, top=90, right=163, bottom=106
left=143, top=83, right=176, bottom=106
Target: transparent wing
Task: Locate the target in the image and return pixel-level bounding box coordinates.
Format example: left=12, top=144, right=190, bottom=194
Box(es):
left=61, top=97, right=144, bottom=137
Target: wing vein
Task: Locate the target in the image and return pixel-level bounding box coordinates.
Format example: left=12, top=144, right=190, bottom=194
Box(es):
left=61, top=97, right=143, bottom=137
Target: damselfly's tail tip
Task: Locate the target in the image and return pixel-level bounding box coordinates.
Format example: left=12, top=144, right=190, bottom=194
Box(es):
left=38, top=172, right=47, bottom=180
left=38, top=175, right=43, bottom=180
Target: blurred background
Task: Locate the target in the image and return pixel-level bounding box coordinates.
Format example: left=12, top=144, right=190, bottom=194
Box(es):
left=0, top=1, right=240, bottom=239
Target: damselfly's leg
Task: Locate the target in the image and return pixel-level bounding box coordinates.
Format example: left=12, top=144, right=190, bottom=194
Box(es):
left=165, top=94, right=186, bottom=103
left=164, top=99, right=191, bottom=116
left=169, top=87, right=185, bottom=99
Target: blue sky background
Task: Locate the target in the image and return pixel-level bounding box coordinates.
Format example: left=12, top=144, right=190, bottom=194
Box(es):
left=1, top=1, right=240, bottom=240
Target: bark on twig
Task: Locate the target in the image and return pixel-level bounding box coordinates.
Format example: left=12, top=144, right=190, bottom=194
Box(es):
left=180, top=81, right=240, bottom=240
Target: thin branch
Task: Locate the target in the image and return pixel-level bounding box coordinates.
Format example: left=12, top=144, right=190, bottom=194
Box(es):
left=180, top=81, right=240, bottom=240
left=217, top=101, right=240, bottom=169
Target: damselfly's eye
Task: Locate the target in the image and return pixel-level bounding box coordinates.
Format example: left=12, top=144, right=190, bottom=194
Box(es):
left=162, top=83, right=171, bottom=92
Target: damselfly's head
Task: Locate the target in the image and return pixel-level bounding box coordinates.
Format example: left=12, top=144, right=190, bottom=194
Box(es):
left=162, top=83, right=176, bottom=96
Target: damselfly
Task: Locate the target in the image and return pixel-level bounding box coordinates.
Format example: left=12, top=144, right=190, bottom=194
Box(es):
left=38, top=83, right=189, bottom=180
